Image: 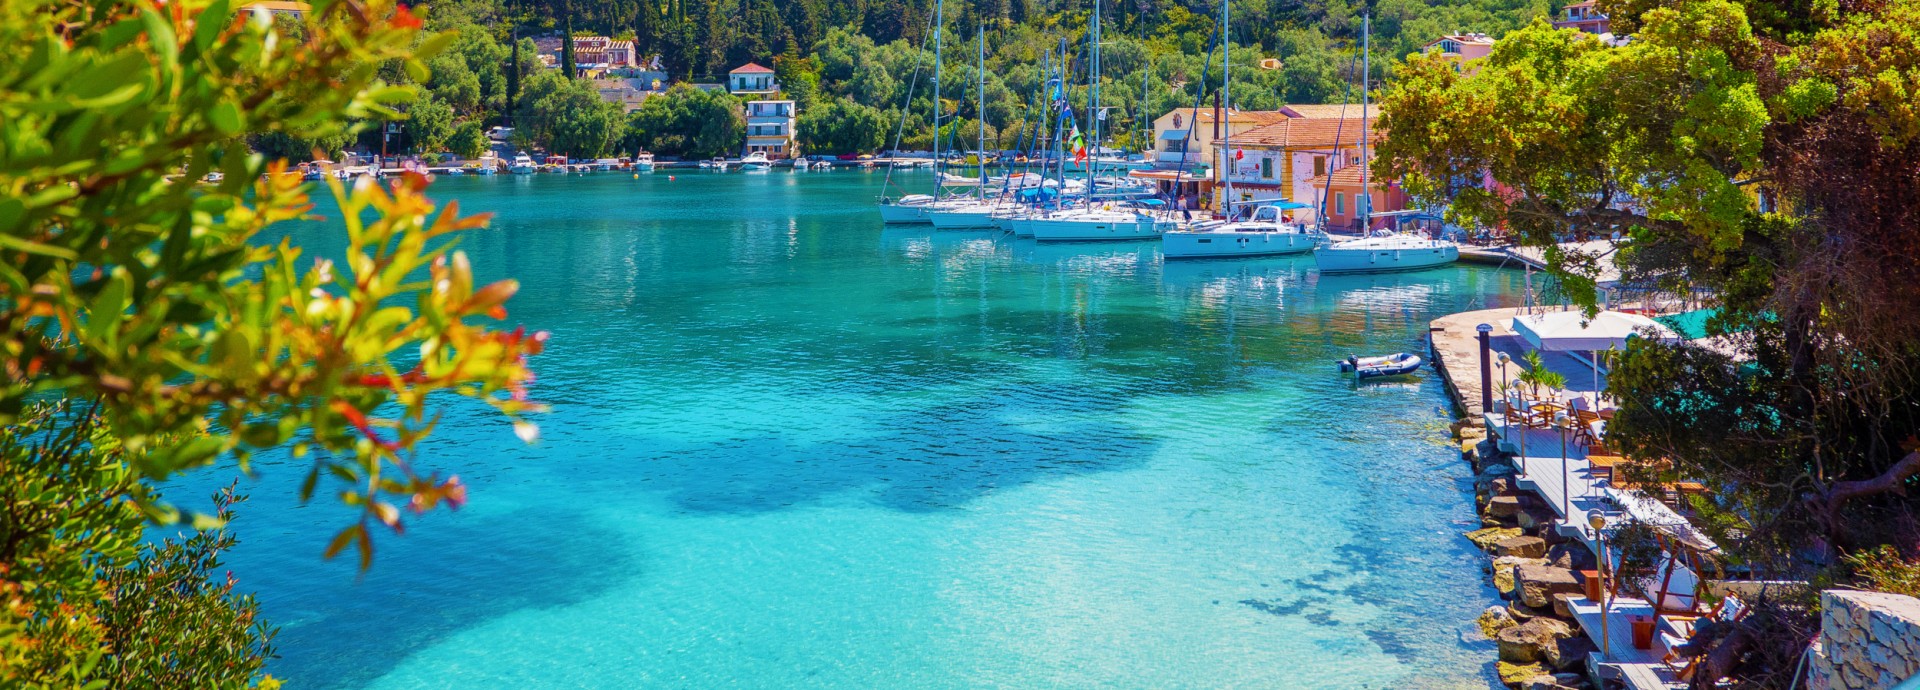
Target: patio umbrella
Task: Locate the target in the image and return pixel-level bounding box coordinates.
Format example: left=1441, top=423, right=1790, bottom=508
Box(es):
left=1512, top=311, right=1681, bottom=402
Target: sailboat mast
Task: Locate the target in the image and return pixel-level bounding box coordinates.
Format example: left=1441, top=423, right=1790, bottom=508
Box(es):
left=1360, top=13, right=1371, bottom=228
left=1087, top=0, right=1100, bottom=207
left=1056, top=38, right=1068, bottom=202
left=978, top=27, right=986, bottom=197
left=1221, top=0, right=1233, bottom=215
left=931, top=0, right=943, bottom=197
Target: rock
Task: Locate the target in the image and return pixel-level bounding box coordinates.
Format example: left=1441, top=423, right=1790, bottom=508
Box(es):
left=1497, top=619, right=1573, bottom=663
left=1546, top=543, right=1598, bottom=571
left=1545, top=633, right=1599, bottom=671
left=1551, top=592, right=1580, bottom=618
left=1468, top=526, right=1524, bottom=551
left=1492, top=556, right=1546, bottom=597
left=1552, top=672, right=1588, bottom=688
left=1496, top=535, right=1549, bottom=558
left=1516, top=564, right=1584, bottom=609
left=1526, top=679, right=1579, bottom=690
left=1483, top=515, right=1508, bottom=528
left=1515, top=506, right=1558, bottom=534
left=1487, top=495, right=1525, bottom=518
left=1497, top=661, right=1550, bottom=688
left=1479, top=605, right=1519, bottom=638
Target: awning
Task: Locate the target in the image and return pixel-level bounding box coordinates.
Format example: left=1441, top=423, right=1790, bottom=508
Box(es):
left=1513, top=310, right=1681, bottom=352
left=1161, top=130, right=1189, bottom=141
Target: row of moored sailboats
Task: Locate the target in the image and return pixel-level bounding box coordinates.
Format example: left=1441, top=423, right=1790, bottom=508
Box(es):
left=875, top=0, right=1461, bottom=274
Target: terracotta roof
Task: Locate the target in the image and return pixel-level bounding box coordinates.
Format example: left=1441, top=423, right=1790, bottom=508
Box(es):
left=1308, top=163, right=1389, bottom=188
left=730, top=62, right=775, bottom=74
left=1229, top=117, right=1378, bottom=149
left=1167, top=108, right=1290, bottom=125
left=1278, top=104, right=1376, bottom=119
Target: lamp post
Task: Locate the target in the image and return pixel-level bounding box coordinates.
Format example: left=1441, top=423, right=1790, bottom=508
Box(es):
left=1497, top=352, right=1512, bottom=405
left=1556, top=412, right=1571, bottom=518
left=1589, top=510, right=1611, bottom=659
left=1477, top=323, right=1495, bottom=413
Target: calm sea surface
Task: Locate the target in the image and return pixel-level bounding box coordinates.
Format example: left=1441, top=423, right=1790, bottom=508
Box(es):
left=179, top=169, right=1528, bottom=688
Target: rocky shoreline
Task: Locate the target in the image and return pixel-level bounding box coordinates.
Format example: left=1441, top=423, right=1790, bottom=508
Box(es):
left=1453, top=421, right=1602, bottom=690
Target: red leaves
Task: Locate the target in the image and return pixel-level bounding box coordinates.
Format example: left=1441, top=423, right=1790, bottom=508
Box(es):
left=390, top=4, right=421, bottom=30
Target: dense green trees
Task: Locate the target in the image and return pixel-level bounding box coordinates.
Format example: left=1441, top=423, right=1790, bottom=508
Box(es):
left=621, top=84, right=745, bottom=158
left=514, top=70, right=624, bottom=157
left=798, top=99, right=889, bottom=155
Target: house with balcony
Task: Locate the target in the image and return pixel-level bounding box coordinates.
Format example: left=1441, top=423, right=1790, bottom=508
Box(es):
left=1308, top=164, right=1409, bottom=232
left=1554, top=1, right=1611, bottom=34
left=743, top=99, right=797, bottom=159
left=1147, top=108, right=1288, bottom=173
left=1209, top=109, right=1377, bottom=225
left=729, top=63, right=779, bottom=95
left=1424, top=33, right=1497, bottom=74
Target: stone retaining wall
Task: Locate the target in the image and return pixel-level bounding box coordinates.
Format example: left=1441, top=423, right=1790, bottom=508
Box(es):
left=1810, top=590, right=1920, bottom=690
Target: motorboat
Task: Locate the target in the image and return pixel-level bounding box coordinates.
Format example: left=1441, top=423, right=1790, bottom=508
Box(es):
left=633, top=152, right=655, bottom=172
left=1313, top=231, right=1460, bottom=273
left=740, top=151, right=772, bottom=171
left=1162, top=205, right=1325, bottom=259
left=708, top=157, right=729, bottom=172
left=1027, top=206, right=1171, bottom=242
left=1338, top=352, right=1424, bottom=380
left=509, top=153, right=536, bottom=174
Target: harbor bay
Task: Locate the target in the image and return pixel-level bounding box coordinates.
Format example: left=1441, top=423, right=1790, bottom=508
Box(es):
left=187, top=171, right=1531, bottom=688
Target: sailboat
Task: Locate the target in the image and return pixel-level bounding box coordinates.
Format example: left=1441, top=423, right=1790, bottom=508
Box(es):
left=927, top=29, right=1002, bottom=230
left=879, top=0, right=952, bottom=224
left=1162, top=0, right=1326, bottom=259
left=1312, top=15, right=1462, bottom=273
left=1027, top=0, right=1172, bottom=242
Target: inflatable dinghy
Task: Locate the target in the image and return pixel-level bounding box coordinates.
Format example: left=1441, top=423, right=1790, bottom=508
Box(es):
left=1337, top=352, right=1424, bottom=380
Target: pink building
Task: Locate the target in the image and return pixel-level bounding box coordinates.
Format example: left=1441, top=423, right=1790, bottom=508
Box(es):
left=1553, top=1, right=1611, bottom=34
left=1424, top=34, right=1497, bottom=74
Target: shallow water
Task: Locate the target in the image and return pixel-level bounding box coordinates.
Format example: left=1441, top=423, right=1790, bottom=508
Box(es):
left=182, top=170, right=1526, bottom=688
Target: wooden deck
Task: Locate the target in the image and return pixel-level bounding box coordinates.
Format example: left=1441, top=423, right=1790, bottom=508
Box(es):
left=1484, top=413, right=1719, bottom=553
left=1566, top=596, right=1688, bottom=689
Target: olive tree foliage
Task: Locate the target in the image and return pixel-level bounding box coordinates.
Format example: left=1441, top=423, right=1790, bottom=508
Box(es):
left=0, top=0, right=547, bottom=567
left=1376, top=0, right=1920, bottom=598
left=797, top=98, right=889, bottom=155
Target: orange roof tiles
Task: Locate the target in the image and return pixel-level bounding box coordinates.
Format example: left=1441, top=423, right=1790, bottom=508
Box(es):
left=1228, top=117, right=1378, bottom=149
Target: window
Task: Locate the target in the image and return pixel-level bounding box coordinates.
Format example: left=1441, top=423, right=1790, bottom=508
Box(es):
left=1261, top=157, right=1273, bottom=179
left=1313, top=156, right=1326, bottom=176
left=1336, top=193, right=1345, bottom=215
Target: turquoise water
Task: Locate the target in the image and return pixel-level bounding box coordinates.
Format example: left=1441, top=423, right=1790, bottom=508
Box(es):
left=185, top=170, right=1527, bottom=688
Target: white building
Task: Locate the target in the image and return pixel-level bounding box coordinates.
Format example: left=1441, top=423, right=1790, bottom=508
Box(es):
left=743, top=99, right=796, bottom=159
left=728, top=63, right=779, bottom=95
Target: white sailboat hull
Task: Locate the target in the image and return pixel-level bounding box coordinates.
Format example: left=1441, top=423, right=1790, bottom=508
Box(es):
left=1028, top=214, right=1168, bottom=242
left=927, top=206, right=999, bottom=230
left=879, top=203, right=931, bottom=224
left=1162, top=230, right=1320, bottom=259
left=1314, top=243, right=1460, bottom=273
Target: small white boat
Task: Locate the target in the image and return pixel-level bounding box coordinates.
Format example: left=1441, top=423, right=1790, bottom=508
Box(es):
left=1313, top=232, right=1460, bottom=273
left=709, top=157, right=730, bottom=172
left=509, top=153, right=536, bottom=174
left=740, top=151, right=772, bottom=172
left=1162, top=205, right=1325, bottom=259
left=1338, top=352, right=1424, bottom=379
left=633, top=152, right=655, bottom=172
left=1027, top=207, right=1170, bottom=242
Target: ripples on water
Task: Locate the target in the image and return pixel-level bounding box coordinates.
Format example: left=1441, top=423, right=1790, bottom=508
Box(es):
left=180, top=171, right=1527, bottom=689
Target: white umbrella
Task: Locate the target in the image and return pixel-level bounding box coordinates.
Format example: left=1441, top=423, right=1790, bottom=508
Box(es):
left=1512, top=311, right=1680, bottom=403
